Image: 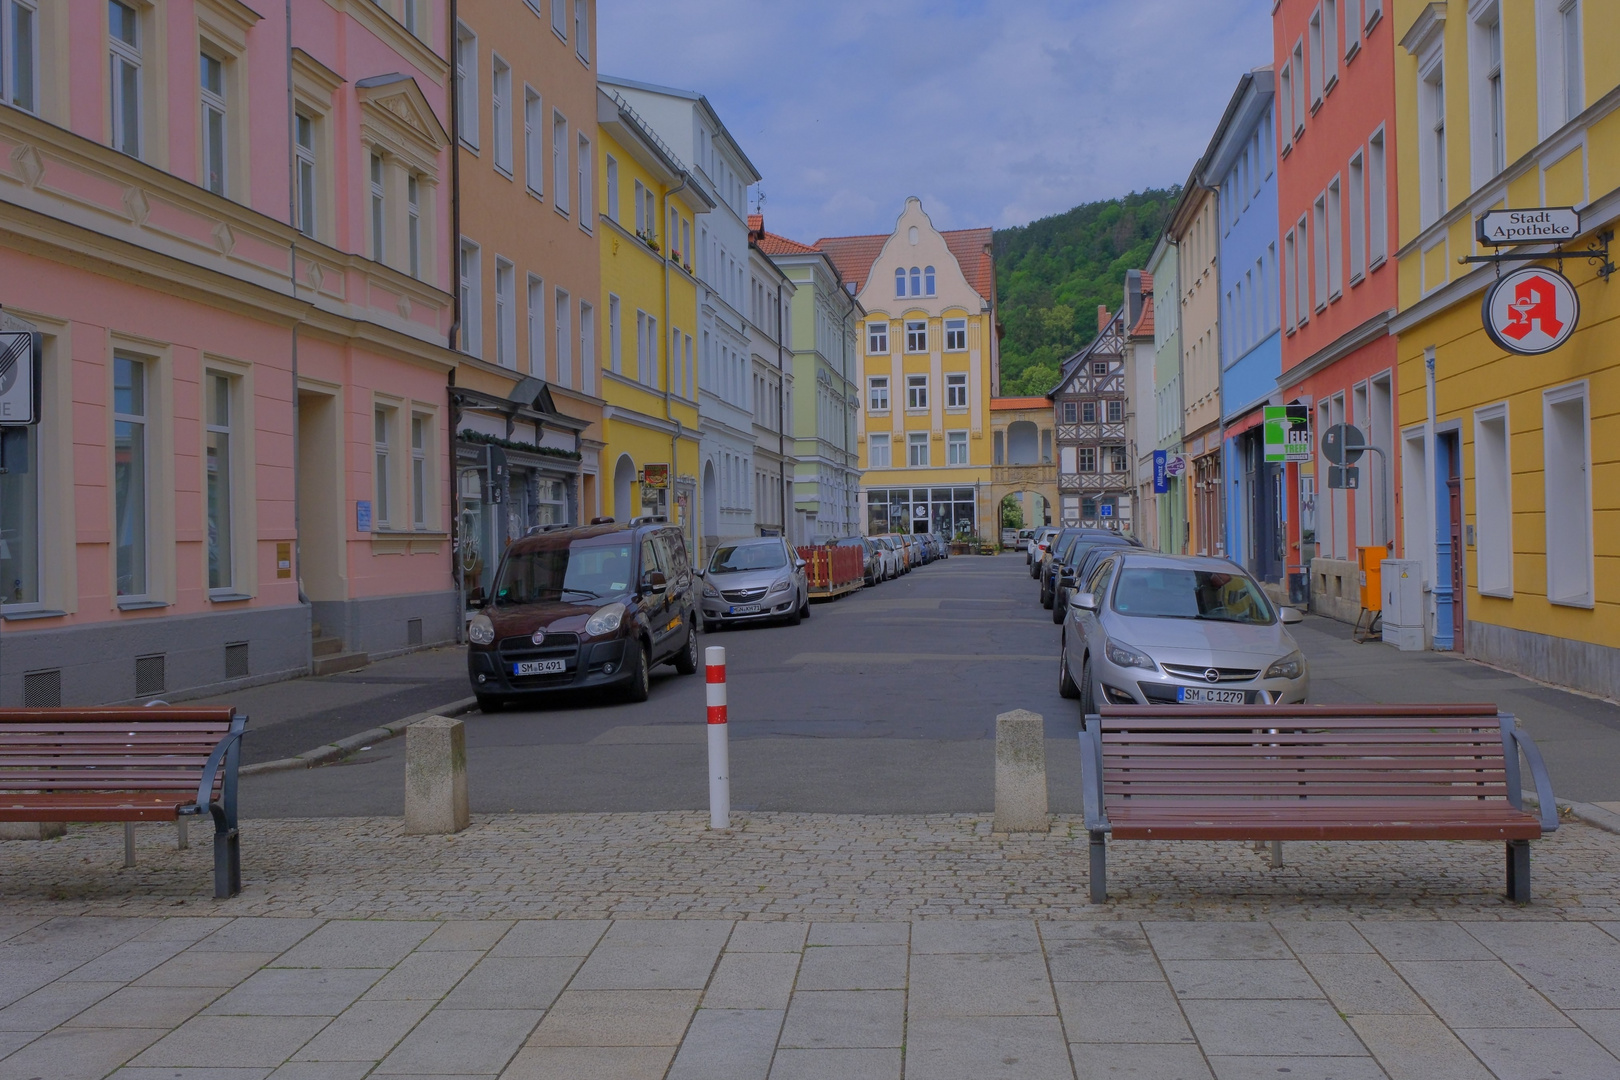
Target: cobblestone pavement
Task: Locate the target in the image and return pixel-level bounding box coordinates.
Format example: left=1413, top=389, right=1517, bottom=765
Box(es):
left=4, top=815, right=1620, bottom=1077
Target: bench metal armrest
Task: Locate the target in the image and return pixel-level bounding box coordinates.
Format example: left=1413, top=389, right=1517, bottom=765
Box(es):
left=1079, top=715, right=1111, bottom=835
left=1505, top=716, right=1558, bottom=833
left=189, top=714, right=247, bottom=826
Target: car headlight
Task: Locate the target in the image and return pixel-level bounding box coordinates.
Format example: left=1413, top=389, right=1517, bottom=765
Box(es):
left=585, top=602, right=625, bottom=637
left=702, top=580, right=721, bottom=599
left=467, top=613, right=495, bottom=646
left=767, top=577, right=792, bottom=595
left=1105, top=639, right=1156, bottom=671
left=1264, top=651, right=1305, bottom=680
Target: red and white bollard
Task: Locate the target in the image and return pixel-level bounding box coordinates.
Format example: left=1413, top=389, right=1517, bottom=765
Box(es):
left=705, top=645, right=731, bottom=829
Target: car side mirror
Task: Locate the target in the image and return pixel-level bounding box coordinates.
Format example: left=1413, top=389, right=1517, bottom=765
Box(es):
left=1071, top=591, right=1098, bottom=612
left=695, top=568, right=705, bottom=577
left=795, top=558, right=806, bottom=569
left=466, top=595, right=487, bottom=610
left=1279, top=607, right=1304, bottom=624
left=642, top=570, right=668, bottom=594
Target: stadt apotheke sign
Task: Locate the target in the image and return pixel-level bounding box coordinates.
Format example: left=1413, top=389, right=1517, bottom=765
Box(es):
left=1482, top=265, right=1580, bottom=356
left=1476, top=207, right=1580, bottom=246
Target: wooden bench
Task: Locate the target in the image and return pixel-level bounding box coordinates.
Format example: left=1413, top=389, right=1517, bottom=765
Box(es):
left=0, top=707, right=247, bottom=898
left=1078, top=703, right=1557, bottom=904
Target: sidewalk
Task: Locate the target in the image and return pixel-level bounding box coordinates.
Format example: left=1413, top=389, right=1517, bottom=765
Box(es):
left=3, top=813, right=1620, bottom=1078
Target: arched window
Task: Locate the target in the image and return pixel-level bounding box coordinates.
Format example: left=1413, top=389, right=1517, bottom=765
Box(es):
left=910, top=267, right=922, bottom=296
left=924, top=266, right=935, bottom=295
left=894, top=267, right=907, bottom=297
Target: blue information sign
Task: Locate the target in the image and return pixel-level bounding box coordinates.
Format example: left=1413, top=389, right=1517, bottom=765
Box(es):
left=1152, top=450, right=1169, bottom=494
left=356, top=500, right=372, bottom=532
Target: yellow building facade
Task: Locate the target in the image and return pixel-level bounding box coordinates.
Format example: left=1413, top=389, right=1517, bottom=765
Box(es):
left=594, top=87, right=712, bottom=553
left=1392, top=0, right=1619, bottom=696
left=821, top=199, right=999, bottom=538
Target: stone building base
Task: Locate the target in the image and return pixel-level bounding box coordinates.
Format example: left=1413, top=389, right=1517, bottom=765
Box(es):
left=1465, top=620, right=1620, bottom=702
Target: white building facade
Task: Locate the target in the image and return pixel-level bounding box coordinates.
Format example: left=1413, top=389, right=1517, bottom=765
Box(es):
left=745, top=230, right=798, bottom=541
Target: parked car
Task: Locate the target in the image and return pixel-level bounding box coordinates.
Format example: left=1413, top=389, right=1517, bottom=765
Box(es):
left=1028, top=526, right=1060, bottom=573
left=1041, top=528, right=1137, bottom=608
left=872, top=535, right=900, bottom=580
left=838, top=535, right=881, bottom=586
left=465, top=518, right=699, bottom=710
left=1058, top=551, right=1308, bottom=712
left=1051, top=536, right=1137, bottom=622
left=699, top=536, right=809, bottom=631
left=1016, top=528, right=1035, bottom=552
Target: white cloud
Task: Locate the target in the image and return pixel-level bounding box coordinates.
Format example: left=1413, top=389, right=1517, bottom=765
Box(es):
left=598, top=0, right=1271, bottom=240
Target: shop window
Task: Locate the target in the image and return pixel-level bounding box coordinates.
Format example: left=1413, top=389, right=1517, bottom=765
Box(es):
left=0, top=423, right=38, bottom=606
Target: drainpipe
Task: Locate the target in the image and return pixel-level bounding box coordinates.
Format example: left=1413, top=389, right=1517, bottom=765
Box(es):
left=776, top=281, right=786, bottom=541
left=662, top=173, right=690, bottom=544
left=1423, top=347, right=1438, bottom=641
left=284, top=0, right=307, bottom=611
left=839, top=283, right=853, bottom=537
left=447, top=0, right=464, bottom=640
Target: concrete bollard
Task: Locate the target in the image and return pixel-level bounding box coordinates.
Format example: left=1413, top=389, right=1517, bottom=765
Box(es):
left=404, top=715, right=470, bottom=835
left=0, top=822, right=66, bottom=841
left=993, top=709, right=1049, bottom=832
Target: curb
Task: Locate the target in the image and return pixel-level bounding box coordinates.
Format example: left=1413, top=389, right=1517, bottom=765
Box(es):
left=239, top=696, right=480, bottom=777
left=1521, top=790, right=1620, bottom=835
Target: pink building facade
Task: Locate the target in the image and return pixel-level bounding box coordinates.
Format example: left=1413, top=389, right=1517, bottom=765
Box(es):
left=1274, top=0, right=1403, bottom=620
left=0, top=0, right=458, bottom=705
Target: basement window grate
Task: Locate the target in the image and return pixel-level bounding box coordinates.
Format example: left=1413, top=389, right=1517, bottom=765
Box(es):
left=224, top=641, right=250, bottom=679
left=135, top=654, right=166, bottom=697
left=23, top=669, right=61, bottom=707
left=406, top=618, right=423, bottom=647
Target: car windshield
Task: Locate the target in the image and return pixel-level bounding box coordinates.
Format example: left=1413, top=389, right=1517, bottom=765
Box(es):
left=493, top=541, right=634, bottom=604
left=1110, top=567, right=1275, bottom=625
left=710, top=542, right=787, bottom=573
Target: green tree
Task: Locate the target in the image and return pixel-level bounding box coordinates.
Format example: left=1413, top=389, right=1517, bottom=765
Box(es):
left=1000, top=494, right=1024, bottom=530
left=993, top=188, right=1179, bottom=396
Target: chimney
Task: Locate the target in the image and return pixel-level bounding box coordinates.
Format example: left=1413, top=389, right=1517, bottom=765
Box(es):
left=1097, top=305, right=1110, bottom=332
left=747, top=213, right=763, bottom=240
left=1125, top=270, right=1144, bottom=328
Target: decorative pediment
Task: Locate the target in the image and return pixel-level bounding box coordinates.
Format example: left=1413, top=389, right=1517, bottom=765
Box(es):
left=357, top=74, right=449, bottom=164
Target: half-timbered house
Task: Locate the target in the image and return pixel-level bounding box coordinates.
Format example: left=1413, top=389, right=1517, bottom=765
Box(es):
left=1050, top=306, right=1133, bottom=531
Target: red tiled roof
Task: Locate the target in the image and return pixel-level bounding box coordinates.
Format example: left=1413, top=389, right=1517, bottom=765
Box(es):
left=812, top=226, right=996, bottom=301
left=754, top=230, right=820, bottom=256
left=1129, top=271, right=1154, bottom=338
left=990, top=396, right=1051, bottom=411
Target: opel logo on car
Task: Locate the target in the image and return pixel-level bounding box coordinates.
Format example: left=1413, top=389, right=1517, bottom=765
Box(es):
left=1204, top=668, right=1220, bottom=683
left=531, top=629, right=546, bottom=645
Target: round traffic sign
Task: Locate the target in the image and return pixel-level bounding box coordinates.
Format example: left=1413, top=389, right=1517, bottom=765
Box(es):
left=1482, top=265, right=1579, bottom=355
left=1321, top=423, right=1366, bottom=466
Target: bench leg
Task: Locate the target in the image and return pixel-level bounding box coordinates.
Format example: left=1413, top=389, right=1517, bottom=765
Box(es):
left=212, top=825, right=241, bottom=899
left=1088, top=831, right=1108, bottom=904
left=124, top=822, right=135, bottom=868
left=177, top=818, right=189, bottom=850
left=1270, top=840, right=1284, bottom=869
left=1506, top=840, right=1531, bottom=903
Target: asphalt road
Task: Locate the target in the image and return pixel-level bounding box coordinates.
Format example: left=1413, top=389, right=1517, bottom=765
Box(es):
left=241, top=553, right=1620, bottom=818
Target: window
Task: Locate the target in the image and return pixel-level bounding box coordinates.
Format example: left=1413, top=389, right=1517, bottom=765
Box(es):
left=907, top=432, right=929, bottom=467
left=635, top=311, right=648, bottom=383
left=632, top=179, right=646, bottom=234
left=604, top=155, right=617, bottom=223
left=924, top=266, right=936, bottom=295
left=894, top=266, right=906, bottom=297
left=406, top=414, right=427, bottom=529
left=606, top=293, right=620, bottom=373
left=1560, top=0, right=1582, bottom=124
left=1110, top=446, right=1129, bottom=473
left=552, top=111, right=568, bottom=214
left=200, top=52, right=227, bottom=195
left=494, top=257, right=515, bottom=368
left=869, top=433, right=891, bottom=468
left=369, top=153, right=385, bottom=261
left=1323, top=0, right=1338, bottom=88
left=1474, top=403, right=1511, bottom=596
left=1077, top=446, right=1097, bottom=473
left=459, top=239, right=481, bottom=357
left=574, top=0, right=588, bottom=60
left=407, top=175, right=421, bottom=278
left=1081, top=400, right=1097, bottom=424
left=945, top=372, right=967, bottom=409
left=1368, top=130, right=1387, bottom=264
left=577, top=133, right=591, bottom=226
left=1365, top=0, right=1381, bottom=28
left=1279, top=63, right=1293, bottom=146
left=455, top=23, right=477, bottom=149
left=1062, top=401, right=1076, bottom=424
left=109, top=1, right=142, bottom=157
left=947, top=430, right=968, bottom=466
left=554, top=288, right=571, bottom=389
left=551, top=0, right=566, bottom=38
left=1291, top=40, right=1305, bottom=133
left=574, top=301, right=590, bottom=392
left=1326, top=176, right=1342, bottom=298
left=521, top=88, right=543, bottom=196
left=528, top=274, right=545, bottom=375
left=682, top=333, right=692, bottom=400
left=1472, top=4, right=1505, bottom=183
left=868, top=321, right=888, bottom=354
left=373, top=407, right=392, bottom=528
left=204, top=372, right=233, bottom=590
left=1348, top=151, right=1366, bottom=281
left=1107, top=399, right=1123, bottom=423
left=491, top=55, right=512, bottom=174
left=1420, top=61, right=1446, bottom=226
left=1345, top=0, right=1361, bottom=56
left=905, top=320, right=926, bottom=353
left=294, top=112, right=317, bottom=236
left=1309, top=9, right=1324, bottom=106
left=906, top=374, right=927, bottom=410
left=1092, top=360, right=1109, bottom=375
left=1283, top=229, right=1297, bottom=329
left=1544, top=384, right=1592, bottom=605
left=944, top=319, right=966, bottom=351
left=113, top=354, right=148, bottom=596
left=1, top=0, right=38, bottom=113
left=868, top=376, right=889, bottom=412
left=909, top=266, right=921, bottom=296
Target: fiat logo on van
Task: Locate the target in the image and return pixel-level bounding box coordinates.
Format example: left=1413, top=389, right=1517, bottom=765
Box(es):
left=531, top=629, right=546, bottom=645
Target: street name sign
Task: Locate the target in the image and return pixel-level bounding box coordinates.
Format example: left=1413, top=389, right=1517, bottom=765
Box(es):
left=1476, top=207, right=1579, bottom=246
left=1482, top=265, right=1580, bottom=355
left=1263, top=405, right=1312, bottom=463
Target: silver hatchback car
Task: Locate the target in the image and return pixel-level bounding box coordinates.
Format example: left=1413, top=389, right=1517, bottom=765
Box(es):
left=1059, top=551, right=1308, bottom=712
left=699, top=537, right=809, bottom=630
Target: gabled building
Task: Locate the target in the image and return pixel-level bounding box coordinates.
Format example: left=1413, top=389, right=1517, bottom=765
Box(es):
left=1170, top=170, right=1226, bottom=558
left=745, top=218, right=798, bottom=540
left=1147, top=234, right=1187, bottom=553
left=1050, top=307, right=1132, bottom=531
left=1123, top=271, right=1158, bottom=546
left=820, top=199, right=997, bottom=539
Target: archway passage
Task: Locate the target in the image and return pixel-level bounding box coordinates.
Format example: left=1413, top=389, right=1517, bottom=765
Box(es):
left=613, top=454, right=636, bottom=522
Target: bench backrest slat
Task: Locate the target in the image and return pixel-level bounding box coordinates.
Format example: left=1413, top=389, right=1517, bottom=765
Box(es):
left=0, top=708, right=238, bottom=797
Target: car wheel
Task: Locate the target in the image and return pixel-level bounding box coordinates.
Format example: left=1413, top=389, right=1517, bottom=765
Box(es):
left=1041, top=583, right=1053, bottom=609
left=799, top=591, right=811, bottom=619
left=1052, top=588, right=1066, bottom=624
left=1059, top=648, right=1080, bottom=699
left=674, top=621, right=699, bottom=675
left=786, top=597, right=802, bottom=625
left=1079, top=654, right=1097, bottom=715
left=476, top=693, right=505, bottom=714
left=625, top=642, right=651, bottom=703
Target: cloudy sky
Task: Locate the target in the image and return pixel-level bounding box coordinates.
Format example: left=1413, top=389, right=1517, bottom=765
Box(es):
left=598, top=0, right=1272, bottom=243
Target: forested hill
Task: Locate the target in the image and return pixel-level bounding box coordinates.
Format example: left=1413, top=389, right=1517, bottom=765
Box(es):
left=992, top=188, right=1179, bottom=396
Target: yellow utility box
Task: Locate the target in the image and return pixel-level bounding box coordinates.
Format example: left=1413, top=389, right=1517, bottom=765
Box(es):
left=1358, top=546, right=1387, bottom=611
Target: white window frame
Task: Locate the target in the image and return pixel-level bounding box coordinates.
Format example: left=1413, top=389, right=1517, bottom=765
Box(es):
left=294, top=110, right=317, bottom=237
left=1345, top=0, right=1362, bottom=58
left=1326, top=175, right=1343, bottom=299
left=373, top=405, right=394, bottom=530
left=523, top=87, right=542, bottom=197
left=410, top=413, right=428, bottom=530
left=552, top=110, right=569, bottom=216
left=1294, top=218, right=1310, bottom=325
left=946, top=430, right=968, bottom=466
left=868, top=433, right=890, bottom=468
left=604, top=155, right=618, bottom=223
left=527, top=274, right=545, bottom=376
left=574, top=0, right=588, bottom=61
left=1279, top=62, right=1294, bottom=149
left=945, top=372, right=968, bottom=410
left=551, top=0, right=566, bottom=39
left=577, top=132, right=592, bottom=229
left=1473, top=401, right=1512, bottom=597
left=906, top=374, right=928, bottom=411
left=1, top=0, right=39, bottom=114
left=1368, top=127, right=1388, bottom=265
left=1283, top=230, right=1297, bottom=330
left=1312, top=193, right=1328, bottom=311
left=109, top=0, right=143, bottom=158
left=199, top=50, right=227, bottom=196
left=1323, top=0, right=1339, bottom=89
left=455, top=22, right=477, bottom=150
left=904, top=320, right=927, bottom=354
left=490, top=53, right=512, bottom=175
left=1309, top=8, right=1325, bottom=107
left=1291, top=39, right=1306, bottom=135
left=607, top=293, right=621, bottom=373
left=406, top=174, right=421, bottom=279
left=1469, top=2, right=1506, bottom=186
left=573, top=300, right=590, bottom=392
left=459, top=238, right=482, bottom=358
left=494, top=257, right=515, bottom=369
left=907, top=431, right=929, bottom=468
left=554, top=287, right=571, bottom=389
left=868, top=321, right=888, bottom=354
left=1348, top=150, right=1366, bottom=282
left=369, top=151, right=386, bottom=262
left=1543, top=382, right=1593, bottom=606
left=944, top=319, right=967, bottom=351
left=1537, top=0, right=1583, bottom=138
left=1418, top=56, right=1446, bottom=227
left=868, top=376, right=889, bottom=413
left=203, top=370, right=235, bottom=592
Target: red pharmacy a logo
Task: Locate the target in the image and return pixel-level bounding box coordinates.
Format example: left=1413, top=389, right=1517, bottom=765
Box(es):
left=1483, top=266, right=1578, bottom=355
left=1502, top=274, right=1563, bottom=341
